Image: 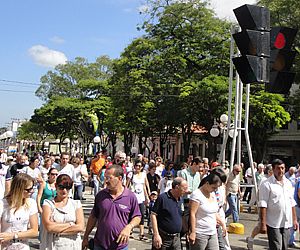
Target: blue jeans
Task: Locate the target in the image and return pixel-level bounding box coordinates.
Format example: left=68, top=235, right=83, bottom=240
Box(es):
left=225, top=193, right=239, bottom=222
left=289, top=206, right=300, bottom=245
left=74, top=184, right=83, bottom=200
left=93, top=175, right=100, bottom=197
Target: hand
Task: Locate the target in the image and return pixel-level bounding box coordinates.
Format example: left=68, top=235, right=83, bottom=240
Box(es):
left=188, top=232, right=196, bottom=245
left=0, top=232, right=13, bottom=243
left=116, top=225, right=131, bottom=244
left=81, top=237, right=89, bottom=250
left=260, top=223, right=267, bottom=234
left=293, top=220, right=299, bottom=231
left=153, top=234, right=162, bottom=249
left=221, top=225, right=227, bottom=237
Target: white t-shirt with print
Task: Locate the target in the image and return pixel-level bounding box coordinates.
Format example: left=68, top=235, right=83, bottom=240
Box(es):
left=0, top=198, right=38, bottom=248
left=190, top=189, right=219, bottom=236
left=158, top=178, right=173, bottom=194
left=132, top=172, right=147, bottom=204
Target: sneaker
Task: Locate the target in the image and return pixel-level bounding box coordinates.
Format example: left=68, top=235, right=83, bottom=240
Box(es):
left=246, top=237, right=254, bottom=250
left=139, top=235, right=147, bottom=241
left=289, top=242, right=300, bottom=248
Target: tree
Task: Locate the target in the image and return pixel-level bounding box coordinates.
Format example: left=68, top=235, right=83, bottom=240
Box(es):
left=249, top=89, right=291, bottom=161
left=31, top=98, right=86, bottom=153
left=17, top=121, right=49, bottom=150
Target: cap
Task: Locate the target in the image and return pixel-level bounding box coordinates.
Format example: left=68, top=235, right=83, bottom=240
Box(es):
left=137, top=154, right=143, bottom=157
left=7, top=156, right=13, bottom=160
left=150, top=191, right=158, bottom=195
left=211, top=162, right=220, bottom=168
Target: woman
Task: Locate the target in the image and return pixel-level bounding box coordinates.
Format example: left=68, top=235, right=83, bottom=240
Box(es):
left=189, top=172, right=224, bottom=250
left=41, top=174, right=84, bottom=249
left=0, top=173, right=39, bottom=250
left=131, top=160, right=149, bottom=240
left=21, top=156, right=43, bottom=200
left=72, top=157, right=88, bottom=200
left=37, top=167, right=58, bottom=214
left=40, top=158, right=53, bottom=181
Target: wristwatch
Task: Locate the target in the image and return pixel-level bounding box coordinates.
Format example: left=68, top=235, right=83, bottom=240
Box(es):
left=13, top=233, right=19, bottom=242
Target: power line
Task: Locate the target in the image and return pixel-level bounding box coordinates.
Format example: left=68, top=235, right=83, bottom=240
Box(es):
left=0, top=89, right=34, bottom=93
left=0, top=83, right=37, bottom=88
left=0, top=79, right=39, bottom=86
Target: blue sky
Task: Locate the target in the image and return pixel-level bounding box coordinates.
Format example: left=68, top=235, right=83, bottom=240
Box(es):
left=0, top=0, right=255, bottom=128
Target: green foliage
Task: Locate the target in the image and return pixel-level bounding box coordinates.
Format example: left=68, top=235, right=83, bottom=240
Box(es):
left=17, top=121, right=48, bottom=142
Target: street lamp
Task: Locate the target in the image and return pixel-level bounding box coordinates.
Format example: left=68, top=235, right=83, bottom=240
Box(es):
left=210, top=114, right=231, bottom=166
left=93, top=135, right=101, bottom=152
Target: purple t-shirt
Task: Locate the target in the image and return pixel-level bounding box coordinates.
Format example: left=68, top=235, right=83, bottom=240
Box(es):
left=92, top=187, right=141, bottom=250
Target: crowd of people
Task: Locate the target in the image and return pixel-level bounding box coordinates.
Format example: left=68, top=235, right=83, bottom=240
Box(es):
left=0, top=147, right=299, bottom=250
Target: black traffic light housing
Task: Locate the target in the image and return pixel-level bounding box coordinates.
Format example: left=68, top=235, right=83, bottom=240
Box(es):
left=265, top=27, right=298, bottom=94
left=232, top=4, right=270, bottom=84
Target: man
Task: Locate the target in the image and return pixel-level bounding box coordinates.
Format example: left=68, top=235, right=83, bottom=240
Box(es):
left=225, top=164, right=242, bottom=223
left=10, top=154, right=27, bottom=178
left=181, top=157, right=201, bottom=200
left=90, top=150, right=106, bottom=196
left=151, top=177, right=188, bottom=250
left=82, top=165, right=141, bottom=250
left=243, top=163, right=257, bottom=204
left=259, top=159, right=298, bottom=250
left=56, top=152, right=74, bottom=178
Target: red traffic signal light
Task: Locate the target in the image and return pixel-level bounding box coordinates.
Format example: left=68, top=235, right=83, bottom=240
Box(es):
left=232, top=5, right=270, bottom=84
left=265, top=27, right=298, bottom=94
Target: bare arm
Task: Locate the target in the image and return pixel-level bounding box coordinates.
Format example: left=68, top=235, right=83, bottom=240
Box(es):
left=59, top=206, right=85, bottom=235
left=4, top=180, right=10, bottom=196
left=0, top=213, right=38, bottom=243
left=151, top=213, right=162, bottom=249
left=260, top=207, right=267, bottom=233
left=42, top=204, right=74, bottom=233
left=189, top=200, right=199, bottom=245
left=82, top=213, right=98, bottom=250
left=116, top=216, right=141, bottom=244
left=37, top=181, right=45, bottom=213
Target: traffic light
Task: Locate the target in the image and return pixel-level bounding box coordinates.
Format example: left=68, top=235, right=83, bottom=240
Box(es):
left=232, top=4, right=270, bottom=84
left=265, top=27, right=298, bottom=94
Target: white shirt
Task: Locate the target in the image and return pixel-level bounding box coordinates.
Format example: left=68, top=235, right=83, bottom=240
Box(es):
left=0, top=198, right=38, bottom=248
left=132, top=172, right=147, bottom=204
left=190, top=189, right=219, bottom=236
left=56, top=163, right=75, bottom=179
left=0, top=153, right=7, bottom=163
left=0, top=164, right=10, bottom=199
left=258, top=175, right=296, bottom=228
left=245, top=167, right=256, bottom=184
left=158, top=178, right=173, bottom=194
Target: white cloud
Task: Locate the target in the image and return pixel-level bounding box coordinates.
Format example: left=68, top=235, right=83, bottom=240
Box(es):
left=50, top=36, right=65, bottom=44
left=28, top=45, right=67, bottom=68
left=210, top=0, right=257, bottom=21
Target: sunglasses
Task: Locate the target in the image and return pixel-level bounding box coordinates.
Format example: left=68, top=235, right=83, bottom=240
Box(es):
left=57, top=184, right=72, bottom=190
left=50, top=173, right=58, bottom=176
left=24, top=186, right=34, bottom=192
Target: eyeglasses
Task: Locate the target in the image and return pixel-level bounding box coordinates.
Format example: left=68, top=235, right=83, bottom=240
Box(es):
left=24, top=186, right=34, bottom=192
left=50, top=173, right=58, bottom=176
left=57, top=184, right=72, bottom=190
left=135, top=165, right=142, bottom=167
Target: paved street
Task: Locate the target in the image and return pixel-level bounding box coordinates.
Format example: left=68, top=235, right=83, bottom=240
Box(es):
left=29, top=187, right=277, bottom=250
